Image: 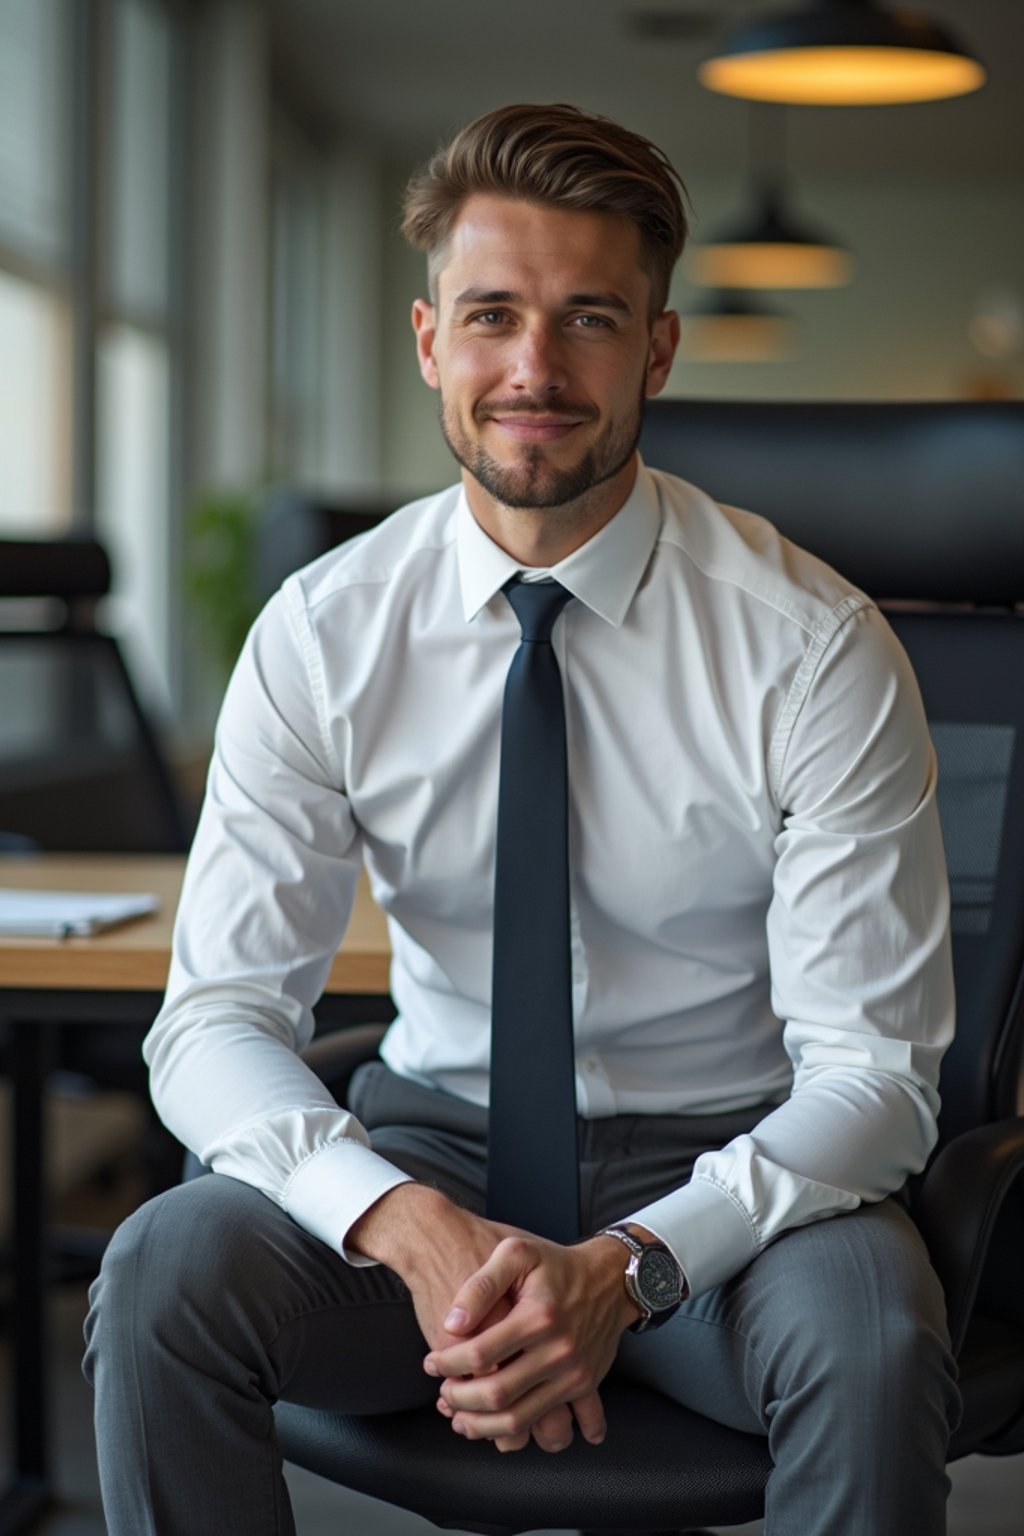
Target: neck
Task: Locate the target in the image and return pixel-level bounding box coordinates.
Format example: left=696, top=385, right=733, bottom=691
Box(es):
left=463, top=457, right=638, bottom=567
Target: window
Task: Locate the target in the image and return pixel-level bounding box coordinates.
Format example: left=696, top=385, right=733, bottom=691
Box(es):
left=0, top=0, right=72, bottom=533
left=0, top=269, right=71, bottom=530
left=269, top=116, right=325, bottom=482
left=97, top=0, right=177, bottom=708
left=0, top=0, right=69, bottom=265
left=0, top=0, right=184, bottom=712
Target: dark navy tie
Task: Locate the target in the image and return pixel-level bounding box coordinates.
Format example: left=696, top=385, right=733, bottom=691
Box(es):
left=487, top=576, right=580, bottom=1244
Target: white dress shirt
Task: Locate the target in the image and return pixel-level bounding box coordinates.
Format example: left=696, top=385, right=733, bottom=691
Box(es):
left=147, top=459, right=954, bottom=1298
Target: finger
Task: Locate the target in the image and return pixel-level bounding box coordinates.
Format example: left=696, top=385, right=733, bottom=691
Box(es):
left=439, top=1351, right=537, bottom=1414
left=571, top=1390, right=607, bottom=1445
left=423, top=1298, right=512, bottom=1377
left=427, top=1308, right=539, bottom=1381
left=439, top=1237, right=537, bottom=1337
left=451, top=1378, right=573, bottom=1443
left=493, top=1429, right=531, bottom=1453
left=530, top=1404, right=575, bottom=1454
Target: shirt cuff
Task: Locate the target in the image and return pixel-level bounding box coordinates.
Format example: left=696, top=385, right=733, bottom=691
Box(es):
left=282, top=1138, right=414, bottom=1266
left=628, top=1174, right=760, bottom=1298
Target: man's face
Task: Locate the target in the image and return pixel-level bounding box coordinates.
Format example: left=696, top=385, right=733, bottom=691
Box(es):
left=412, top=196, right=678, bottom=514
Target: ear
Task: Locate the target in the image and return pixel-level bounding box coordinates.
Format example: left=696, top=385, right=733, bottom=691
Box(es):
left=412, top=299, right=440, bottom=390
left=645, top=310, right=681, bottom=398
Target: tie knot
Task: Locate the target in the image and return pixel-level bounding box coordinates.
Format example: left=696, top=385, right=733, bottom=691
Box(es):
left=503, top=577, right=573, bottom=643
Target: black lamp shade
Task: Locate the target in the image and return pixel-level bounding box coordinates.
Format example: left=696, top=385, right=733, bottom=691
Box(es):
left=689, top=186, right=854, bottom=287
left=681, top=291, right=796, bottom=361
left=699, top=0, right=987, bottom=104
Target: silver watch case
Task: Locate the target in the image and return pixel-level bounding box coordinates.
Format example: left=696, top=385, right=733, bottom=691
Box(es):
left=599, top=1226, right=686, bottom=1333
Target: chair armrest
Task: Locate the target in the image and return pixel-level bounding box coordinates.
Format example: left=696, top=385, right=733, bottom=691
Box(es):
left=912, top=1117, right=1024, bottom=1353
left=302, top=1024, right=387, bottom=1103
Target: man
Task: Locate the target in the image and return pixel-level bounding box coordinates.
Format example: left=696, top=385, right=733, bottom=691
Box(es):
left=85, top=103, right=960, bottom=1534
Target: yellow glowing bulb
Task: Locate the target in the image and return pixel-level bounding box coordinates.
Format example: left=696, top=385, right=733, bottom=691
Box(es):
left=681, top=314, right=794, bottom=362
left=689, top=243, right=854, bottom=289
left=699, top=46, right=986, bottom=105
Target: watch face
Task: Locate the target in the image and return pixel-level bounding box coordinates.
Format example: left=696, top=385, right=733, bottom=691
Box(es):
left=638, top=1248, right=683, bottom=1311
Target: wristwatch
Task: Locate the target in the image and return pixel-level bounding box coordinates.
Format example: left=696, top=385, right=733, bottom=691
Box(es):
left=597, top=1224, right=687, bottom=1333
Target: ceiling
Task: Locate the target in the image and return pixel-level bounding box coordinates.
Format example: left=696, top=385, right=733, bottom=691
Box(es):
left=270, top=0, right=1024, bottom=184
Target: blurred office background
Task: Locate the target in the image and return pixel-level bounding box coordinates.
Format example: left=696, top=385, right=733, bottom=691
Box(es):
left=1, top=1, right=1022, bottom=1531
left=1, top=0, right=1022, bottom=750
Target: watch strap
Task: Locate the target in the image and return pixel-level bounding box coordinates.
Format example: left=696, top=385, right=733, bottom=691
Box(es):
left=598, top=1225, right=653, bottom=1330
left=597, top=1224, right=686, bottom=1333
left=598, top=1225, right=646, bottom=1261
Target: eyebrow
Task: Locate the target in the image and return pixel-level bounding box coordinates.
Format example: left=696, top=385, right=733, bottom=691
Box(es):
left=451, top=288, right=517, bottom=309
left=452, top=286, right=634, bottom=316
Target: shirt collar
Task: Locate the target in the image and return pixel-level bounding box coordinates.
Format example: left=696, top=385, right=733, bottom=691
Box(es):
left=457, top=457, right=661, bottom=628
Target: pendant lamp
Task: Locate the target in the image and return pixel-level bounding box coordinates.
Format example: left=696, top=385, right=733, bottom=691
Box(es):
left=689, top=107, right=853, bottom=289
left=699, top=0, right=986, bottom=105
left=689, top=190, right=853, bottom=287
left=681, top=291, right=795, bottom=361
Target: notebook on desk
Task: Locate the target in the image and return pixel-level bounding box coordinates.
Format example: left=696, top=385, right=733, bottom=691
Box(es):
left=0, top=888, right=160, bottom=938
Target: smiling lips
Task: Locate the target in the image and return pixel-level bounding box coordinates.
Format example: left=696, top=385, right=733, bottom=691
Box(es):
left=482, top=405, right=597, bottom=444
left=491, top=417, right=581, bottom=442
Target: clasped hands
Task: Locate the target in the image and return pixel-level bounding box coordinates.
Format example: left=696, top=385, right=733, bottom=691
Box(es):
left=350, top=1183, right=640, bottom=1454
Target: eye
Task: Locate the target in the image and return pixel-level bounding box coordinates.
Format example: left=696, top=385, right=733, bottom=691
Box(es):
left=471, top=310, right=512, bottom=326
left=572, top=313, right=614, bottom=330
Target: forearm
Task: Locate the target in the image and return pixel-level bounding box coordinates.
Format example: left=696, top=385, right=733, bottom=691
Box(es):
left=147, top=996, right=418, bottom=1259
left=630, top=1067, right=940, bottom=1297
left=349, top=1182, right=472, bottom=1280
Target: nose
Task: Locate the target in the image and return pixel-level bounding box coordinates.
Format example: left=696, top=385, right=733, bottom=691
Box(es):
left=508, top=321, right=567, bottom=396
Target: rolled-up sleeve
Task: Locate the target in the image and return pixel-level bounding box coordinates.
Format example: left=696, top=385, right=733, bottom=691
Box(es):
left=631, top=603, right=955, bottom=1296
left=145, top=582, right=410, bottom=1262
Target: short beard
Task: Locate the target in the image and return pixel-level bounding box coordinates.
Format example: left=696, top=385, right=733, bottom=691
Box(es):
left=439, top=391, right=647, bottom=511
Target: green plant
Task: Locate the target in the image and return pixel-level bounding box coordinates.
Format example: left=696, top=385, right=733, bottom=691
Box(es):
left=184, top=488, right=262, bottom=678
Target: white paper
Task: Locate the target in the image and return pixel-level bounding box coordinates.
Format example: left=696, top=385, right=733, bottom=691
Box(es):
left=0, top=889, right=160, bottom=938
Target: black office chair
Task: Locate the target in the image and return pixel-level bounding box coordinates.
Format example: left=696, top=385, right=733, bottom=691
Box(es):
left=204, top=402, right=1024, bottom=1533
left=257, top=488, right=403, bottom=604
left=0, top=537, right=190, bottom=855
left=1, top=537, right=193, bottom=1221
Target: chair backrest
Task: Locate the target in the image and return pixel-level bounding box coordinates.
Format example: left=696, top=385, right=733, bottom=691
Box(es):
left=258, top=490, right=400, bottom=603
left=0, top=537, right=190, bottom=854
left=641, top=400, right=1024, bottom=1147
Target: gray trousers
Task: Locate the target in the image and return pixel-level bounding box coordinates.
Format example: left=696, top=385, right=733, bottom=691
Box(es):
left=84, top=1062, right=960, bottom=1536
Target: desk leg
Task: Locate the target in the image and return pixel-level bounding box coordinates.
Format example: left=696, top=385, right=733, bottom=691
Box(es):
left=0, top=1020, right=53, bottom=1534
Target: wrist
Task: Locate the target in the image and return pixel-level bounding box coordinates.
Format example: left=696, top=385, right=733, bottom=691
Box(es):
left=593, top=1223, right=687, bottom=1332
left=348, top=1182, right=456, bottom=1276
left=584, top=1233, right=648, bottom=1332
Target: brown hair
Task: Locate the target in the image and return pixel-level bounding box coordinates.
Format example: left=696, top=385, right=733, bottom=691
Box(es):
left=402, top=103, right=689, bottom=317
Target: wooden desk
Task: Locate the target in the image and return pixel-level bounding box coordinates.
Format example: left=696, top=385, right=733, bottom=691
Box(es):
left=0, top=854, right=392, bottom=1535
left=0, top=854, right=391, bottom=993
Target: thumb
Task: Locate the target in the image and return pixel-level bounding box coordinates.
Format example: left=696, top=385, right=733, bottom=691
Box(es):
left=443, top=1236, right=534, bottom=1335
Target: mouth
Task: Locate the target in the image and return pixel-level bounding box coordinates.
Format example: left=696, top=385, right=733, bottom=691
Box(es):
left=486, top=414, right=587, bottom=444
